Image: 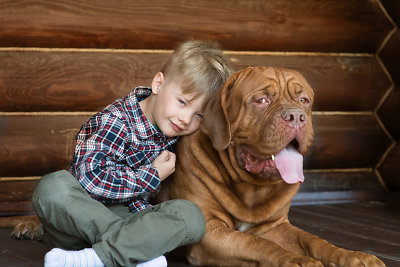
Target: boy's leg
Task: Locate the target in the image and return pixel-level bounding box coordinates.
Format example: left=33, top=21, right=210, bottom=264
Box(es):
left=33, top=170, right=205, bottom=266
left=94, top=199, right=206, bottom=266
left=32, top=170, right=123, bottom=250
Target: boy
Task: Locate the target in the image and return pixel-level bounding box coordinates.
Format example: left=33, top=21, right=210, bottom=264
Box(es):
left=32, top=40, right=233, bottom=267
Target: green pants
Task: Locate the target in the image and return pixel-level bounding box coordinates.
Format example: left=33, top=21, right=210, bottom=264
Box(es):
left=32, top=170, right=205, bottom=267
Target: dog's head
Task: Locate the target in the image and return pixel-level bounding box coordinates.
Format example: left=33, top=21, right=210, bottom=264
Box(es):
left=201, top=66, right=314, bottom=184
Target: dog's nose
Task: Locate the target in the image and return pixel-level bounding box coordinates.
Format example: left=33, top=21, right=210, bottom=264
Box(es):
left=282, top=108, right=306, bottom=129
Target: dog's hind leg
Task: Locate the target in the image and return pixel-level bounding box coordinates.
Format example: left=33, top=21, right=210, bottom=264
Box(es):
left=0, top=215, right=43, bottom=240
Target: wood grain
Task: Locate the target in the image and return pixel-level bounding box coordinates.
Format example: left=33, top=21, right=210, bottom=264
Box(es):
left=0, top=0, right=396, bottom=206
left=305, top=114, right=392, bottom=169
left=0, top=180, right=37, bottom=202
left=0, top=51, right=391, bottom=112
left=0, top=114, right=392, bottom=177
left=0, top=0, right=393, bottom=52
left=0, top=115, right=89, bottom=177
left=379, top=143, right=400, bottom=191
left=0, top=51, right=162, bottom=112
left=232, top=54, right=391, bottom=111
left=289, top=204, right=400, bottom=265
left=379, top=30, right=400, bottom=85
left=291, top=207, right=400, bottom=246
left=0, top=201, right=34, bottom=217
left=0, top=171, right=382, bottom=202
left=294, top=170, right=386, bottom=204
left=1, top=203, right=399, bottom=267
left=299, top=171, right=382, bottom=193
left=378, top=85, right=400, bottom=140
left=381, top=0, right=400, bottom=27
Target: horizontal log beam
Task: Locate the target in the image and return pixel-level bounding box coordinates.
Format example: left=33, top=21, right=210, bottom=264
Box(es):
left=0, top=0, right=392, bottom=52
left=0, top=113, right=392, bottom=176
left=0, top=51, right=391, bottom=112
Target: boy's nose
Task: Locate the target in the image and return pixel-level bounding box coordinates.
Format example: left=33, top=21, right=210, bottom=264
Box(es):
left=179, top=112, right=191, bottom=125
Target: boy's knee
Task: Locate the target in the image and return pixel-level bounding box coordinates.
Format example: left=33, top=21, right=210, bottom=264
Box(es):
left=32, top=170, right=75, bottom=214
left=172, top=200, right=206, bottom=243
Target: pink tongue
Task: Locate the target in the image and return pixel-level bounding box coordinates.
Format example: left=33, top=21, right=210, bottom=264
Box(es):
left=274, top=146, right=304, bottom=184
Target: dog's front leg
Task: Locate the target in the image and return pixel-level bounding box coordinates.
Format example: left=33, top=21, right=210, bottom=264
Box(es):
left=262, top=222, right=385, bottom=267
left=187, top=218, right=324, bottom=267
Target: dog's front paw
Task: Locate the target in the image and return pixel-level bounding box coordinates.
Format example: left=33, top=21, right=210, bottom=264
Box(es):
left=280, top=255, right=324, bottom=267
left=11, top=217, right=43, bottom=240
left=329, top=251, right=385, bottom=267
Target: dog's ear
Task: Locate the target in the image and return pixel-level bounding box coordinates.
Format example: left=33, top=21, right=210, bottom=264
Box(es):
left=201, top=71, right=240, bottom=150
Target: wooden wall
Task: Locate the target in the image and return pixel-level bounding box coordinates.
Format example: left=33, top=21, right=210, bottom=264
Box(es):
left=378, top=0, right=400, bottom=192
left=0, top=0, right=398, bottom=215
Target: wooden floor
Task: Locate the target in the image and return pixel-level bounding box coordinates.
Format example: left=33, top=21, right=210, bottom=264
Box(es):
left=0, top=202, right=399, bottom=267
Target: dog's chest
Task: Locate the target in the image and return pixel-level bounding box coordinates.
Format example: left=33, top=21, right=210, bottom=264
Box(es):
left=233, top=182, right=273, bottom=208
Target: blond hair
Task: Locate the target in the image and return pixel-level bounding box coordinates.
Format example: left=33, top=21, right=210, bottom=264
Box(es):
left=161, top=40, right=233, bottom=101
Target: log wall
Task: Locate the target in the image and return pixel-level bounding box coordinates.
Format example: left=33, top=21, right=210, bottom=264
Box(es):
left=0, top=0, right=398, bottom=215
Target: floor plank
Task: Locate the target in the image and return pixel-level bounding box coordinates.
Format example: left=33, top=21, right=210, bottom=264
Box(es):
left=0, top=202, right=398, bottom=266
left=0, top=228, right=48, bottom=266
left=289, top=202, right=400, bottom=267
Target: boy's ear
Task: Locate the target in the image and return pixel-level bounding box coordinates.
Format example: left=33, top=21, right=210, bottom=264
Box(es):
left=151, top=72, right=164, bottom=94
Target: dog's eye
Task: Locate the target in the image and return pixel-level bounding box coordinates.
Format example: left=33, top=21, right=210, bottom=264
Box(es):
left=300, top=97, right=310, bottom=105
left=256, top=98, right=266, bottom=104
left=253, top=97, right=270, bottom=107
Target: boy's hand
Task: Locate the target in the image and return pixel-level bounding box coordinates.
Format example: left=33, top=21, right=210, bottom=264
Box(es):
left=153, top=150, right=176, bottom=181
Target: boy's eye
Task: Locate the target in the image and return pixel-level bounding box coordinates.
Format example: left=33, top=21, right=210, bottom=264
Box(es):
left=178, top=99, right=185, bottom=105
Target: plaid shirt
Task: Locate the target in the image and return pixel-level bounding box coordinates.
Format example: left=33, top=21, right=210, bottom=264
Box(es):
left=70, top=87, right=178, bottom=213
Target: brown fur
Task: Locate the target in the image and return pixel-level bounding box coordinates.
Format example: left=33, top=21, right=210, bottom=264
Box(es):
left=164, top=67, right=385, bottom=266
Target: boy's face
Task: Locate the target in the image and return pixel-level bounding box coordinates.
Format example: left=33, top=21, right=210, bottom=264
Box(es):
left=151, top=73, right=206, bottom=137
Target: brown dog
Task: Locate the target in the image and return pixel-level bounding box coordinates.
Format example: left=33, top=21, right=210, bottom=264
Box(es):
left=164, top=66, right=385, bottom=266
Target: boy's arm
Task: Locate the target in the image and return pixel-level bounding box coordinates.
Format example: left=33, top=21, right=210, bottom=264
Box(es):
left=71, top=114, right=160, bottom=202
